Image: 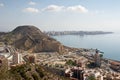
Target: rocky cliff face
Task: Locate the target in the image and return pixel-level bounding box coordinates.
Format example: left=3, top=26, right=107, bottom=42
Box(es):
left=3, top=25, right=64, bottom=53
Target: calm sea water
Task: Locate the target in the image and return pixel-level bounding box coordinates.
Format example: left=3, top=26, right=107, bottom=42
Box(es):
left=52, top=33, right=120, bottom=61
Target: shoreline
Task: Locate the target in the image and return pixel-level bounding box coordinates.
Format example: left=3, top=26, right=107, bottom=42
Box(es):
left=65, top=46, right=120, bottom=62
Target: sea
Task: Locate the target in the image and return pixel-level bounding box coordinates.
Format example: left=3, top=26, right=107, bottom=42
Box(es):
left=52, top=33, right=120, bottom=61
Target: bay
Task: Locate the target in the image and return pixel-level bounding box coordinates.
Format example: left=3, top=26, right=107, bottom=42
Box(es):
left=52, top=33, right=120, bottom=61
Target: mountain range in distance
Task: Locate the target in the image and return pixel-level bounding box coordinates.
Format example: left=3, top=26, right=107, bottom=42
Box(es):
left=44, top=31, right=113, bottom=36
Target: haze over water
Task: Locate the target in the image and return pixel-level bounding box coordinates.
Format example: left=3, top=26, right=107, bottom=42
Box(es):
left=52, top=33, right=120, bottom=61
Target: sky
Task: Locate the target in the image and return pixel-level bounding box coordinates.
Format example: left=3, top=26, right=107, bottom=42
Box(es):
left=0, top=0, right=120, bottom=32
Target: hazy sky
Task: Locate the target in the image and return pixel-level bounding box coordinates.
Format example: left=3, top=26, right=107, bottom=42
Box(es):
left=0, top=0, right=120, bottom=32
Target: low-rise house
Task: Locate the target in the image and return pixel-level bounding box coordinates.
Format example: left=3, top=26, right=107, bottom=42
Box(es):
left=76, top=56, right=88, bottom=68
left=109, top=61, right=120, bottom=71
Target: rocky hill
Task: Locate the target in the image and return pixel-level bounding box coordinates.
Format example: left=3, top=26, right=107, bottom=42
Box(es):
left=0, top=32, right=8, bottom=41
left=2, top=25, right=65, bottom=53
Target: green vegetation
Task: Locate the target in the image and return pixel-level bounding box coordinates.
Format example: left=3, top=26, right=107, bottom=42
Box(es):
left=35, top=65, right=44, bottom=78
left=87, top=62, right=97, bottom=68
left=0, top=63, right=69, bottom=80
left=10, top=64, right=32, bottom=80
left=100, top=53, right=103, bottom=58
left=66, top=60, right=77, bottom=66
left=0, top=42, right=3, bottom=45
left=88, top=75, right=96, bottom=80
left=32, top=73, right=39, bottom=80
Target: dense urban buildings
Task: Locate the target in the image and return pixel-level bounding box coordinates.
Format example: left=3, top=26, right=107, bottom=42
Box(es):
left=0, top=43, right=120, bottom=80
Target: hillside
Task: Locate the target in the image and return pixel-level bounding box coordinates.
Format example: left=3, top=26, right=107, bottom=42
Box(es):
left=0, top=63, right=69, bottom=80
left=2, top=25, right=65, bottom=53
left=0, top=32, right=8, bottom=41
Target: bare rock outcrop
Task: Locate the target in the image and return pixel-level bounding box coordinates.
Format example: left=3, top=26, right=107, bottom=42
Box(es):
left=3, top=25, right=65, bottom=53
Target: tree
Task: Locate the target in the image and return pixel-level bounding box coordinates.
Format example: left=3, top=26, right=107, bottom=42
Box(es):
left=88, top=75, right=96, bottom=80
left=66, top=60, right=77, bottom=66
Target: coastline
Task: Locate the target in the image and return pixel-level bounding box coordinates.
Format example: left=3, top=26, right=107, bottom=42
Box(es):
left=52, top=33, right=120, bottom=61
left=65, top=45, right=120, bottom=64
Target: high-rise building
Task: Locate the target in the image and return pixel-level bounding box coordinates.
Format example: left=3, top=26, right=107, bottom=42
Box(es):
left=65, top=67, right=84, bottom=80
left=12, top=52, right=22, bottom=65
left=94, top=50, right=101, bottom=67
left=71, top=69, right=84, bottom=80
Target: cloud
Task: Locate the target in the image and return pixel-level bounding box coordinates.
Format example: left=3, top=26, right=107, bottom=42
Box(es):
left=22, top=5, right=88, bottom=14
left=42, top=5, right=88, bottom=13
left=0, top=3, right=4, bottom=7
left=23, top=7, right=39, bottom=13
left=29, top=1, right=36, bottom=5
left=43, top=5, right=65, bottom=12
left=67, top=5, right=88, bottom=13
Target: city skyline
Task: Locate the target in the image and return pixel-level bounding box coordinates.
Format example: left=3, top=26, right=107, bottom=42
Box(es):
left=0, top=0, right=120, bottom=32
